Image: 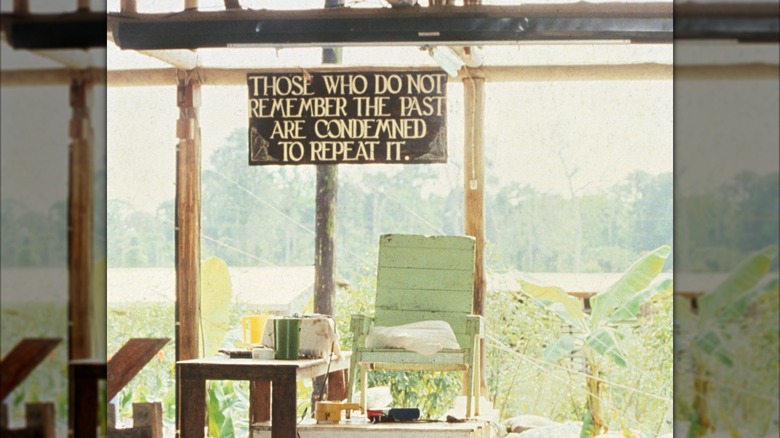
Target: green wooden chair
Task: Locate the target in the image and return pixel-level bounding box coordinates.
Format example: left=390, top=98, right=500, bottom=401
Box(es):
left=347, top=234, right=485, bottom=417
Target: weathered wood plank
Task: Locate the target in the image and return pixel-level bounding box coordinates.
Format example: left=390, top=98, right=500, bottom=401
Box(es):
left=376, top=267, right=474, bottom=291
left=107, top=338, right=170, bottom=400
left=378, top=248, right=474, bottom=270
left=0, top=338, right=62, bottom=400
left=380, top=234, right=475, bottom=250
left=376, top=289, right=472, bottom=314
left=373, top=309, right=468, bottom=327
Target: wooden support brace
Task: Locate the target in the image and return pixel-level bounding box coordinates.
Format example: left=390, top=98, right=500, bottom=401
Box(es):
left=0, top=338, right=62, bottom=400
left=107, top=338, right=170, bottom=400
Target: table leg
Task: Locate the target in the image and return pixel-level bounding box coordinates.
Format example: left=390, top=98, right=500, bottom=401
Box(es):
left=327, top=369, right=347, bottom=402
left=72, top=373, right=97, bottom=437
left=250, top=380, right=271, bottom=423
left=179, top=374, right=205, bottom=437
left=271, top=372, right=296, bottom=438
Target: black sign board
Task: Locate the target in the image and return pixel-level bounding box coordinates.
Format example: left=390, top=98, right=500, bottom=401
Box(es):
left=248, top=71, right=447, bottom=165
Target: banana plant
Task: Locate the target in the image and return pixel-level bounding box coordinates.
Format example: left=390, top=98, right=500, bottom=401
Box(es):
left=676, top=245, right=778, bottom=438
left=200, top=256, right=235, bottom=438
left=518, top=245, right=672, bottom=437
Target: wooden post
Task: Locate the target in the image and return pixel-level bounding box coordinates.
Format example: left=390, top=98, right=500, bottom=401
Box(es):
left=120, top=0, right=137, bottom=14
left=314, top=165, right=338, bottom=320
left=69, top=78, right=94, bottom=361
left=13, top=0, right=29, bottom=14
left=175, top=71, right=202, bottom=435
left=77, top=0, right=90, bottom=10
left=133, top=403, right=163, bottom=438
left=312, top=10, right=342, bottom=405
left=26, top=403, right=56, bottom=438
left=463, top=70, right=487, bottom=394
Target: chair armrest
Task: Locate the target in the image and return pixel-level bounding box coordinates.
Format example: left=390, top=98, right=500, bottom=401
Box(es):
left=350, top=314, right=374, bottom=335
left=350, top=315, right=374, bottom=350
left=466, top=315, right=485, bottom=339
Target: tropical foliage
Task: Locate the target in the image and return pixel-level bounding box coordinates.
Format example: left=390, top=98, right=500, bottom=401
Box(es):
left=517, top=246, right=673, bottom=437
left=675, top=245, right=779, bottom=437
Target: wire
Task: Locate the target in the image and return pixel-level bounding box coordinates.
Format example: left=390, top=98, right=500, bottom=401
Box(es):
left=486, top=334, right=671, bottom=403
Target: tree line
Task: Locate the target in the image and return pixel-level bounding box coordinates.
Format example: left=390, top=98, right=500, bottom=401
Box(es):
left=4, top=129, right=775, bottom=278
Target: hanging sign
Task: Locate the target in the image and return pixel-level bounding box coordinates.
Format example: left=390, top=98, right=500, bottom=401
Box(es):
left=247, top=70, right=447, bottom=165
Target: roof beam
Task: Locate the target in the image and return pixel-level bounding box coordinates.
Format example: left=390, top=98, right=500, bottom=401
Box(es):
left=108, top=4, right=673, bottom=50
left=33, top=50, right=94, bottom=69
left=674, top=2, right=780, bottom=42
left=1, top=68, right=106, bottom=86
left=2, top=10, right=105, bottom=49
left=104, top=64, right=672, bottom=87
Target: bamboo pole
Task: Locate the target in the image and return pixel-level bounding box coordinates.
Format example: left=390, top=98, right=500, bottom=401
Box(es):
left=174, top=71, right=202, bottom=435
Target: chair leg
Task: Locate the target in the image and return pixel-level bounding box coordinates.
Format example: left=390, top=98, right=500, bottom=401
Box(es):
left=474, top=341, right=481, bottom=416
left=360, top=364, right=368, bottom=413
left=346, top=355, right=359, bottom=419
left=465, top=368, right=472, bottom=418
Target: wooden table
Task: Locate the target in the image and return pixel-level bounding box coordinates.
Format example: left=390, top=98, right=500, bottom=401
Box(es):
left=177, top=354, right=350, bottom=438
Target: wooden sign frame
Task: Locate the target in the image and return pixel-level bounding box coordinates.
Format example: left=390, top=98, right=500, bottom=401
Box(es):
left=248, top=70, right=448, bottom=165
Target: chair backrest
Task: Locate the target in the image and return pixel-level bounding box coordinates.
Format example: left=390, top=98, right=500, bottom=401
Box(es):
left=373, top=234, right=476, bottom=349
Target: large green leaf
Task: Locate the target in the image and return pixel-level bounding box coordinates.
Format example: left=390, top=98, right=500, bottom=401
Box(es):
left=698, top=245, right=777, bottom=322
left=692, top=328, right=733, bottom=367
left=200, top=257, right=233, bottom=358
left=207, top=383, right=225, bottom=438
left=585, top=327, right=628, bottom=367
left=543, top=333, right=581, bottom=363
left=608, top=278, right=673, bottom=323
left=718, top=278, right=778, bottom=322
left=518, top=280, right=585, bottom=326
left=590, top=245, right=671, bottom=324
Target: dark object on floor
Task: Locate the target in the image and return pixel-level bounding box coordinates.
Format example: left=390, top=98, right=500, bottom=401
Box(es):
left=446, top=415, right=468, bottom=423
left=368, top=408, right=421, bottom=423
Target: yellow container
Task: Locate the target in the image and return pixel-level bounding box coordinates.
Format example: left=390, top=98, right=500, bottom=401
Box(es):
left=242, top=314, right=270, bottom=347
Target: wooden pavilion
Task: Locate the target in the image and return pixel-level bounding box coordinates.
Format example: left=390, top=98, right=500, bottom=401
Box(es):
left=1, top=0, right=777, bottom=436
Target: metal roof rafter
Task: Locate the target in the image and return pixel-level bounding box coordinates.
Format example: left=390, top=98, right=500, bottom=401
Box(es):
left=108, top=4, right=674, bottom=50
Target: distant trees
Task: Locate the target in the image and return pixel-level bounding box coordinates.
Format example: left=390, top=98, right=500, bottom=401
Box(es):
left=10, top=129, right=776, bottom=278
